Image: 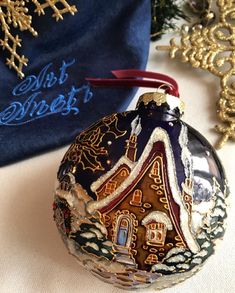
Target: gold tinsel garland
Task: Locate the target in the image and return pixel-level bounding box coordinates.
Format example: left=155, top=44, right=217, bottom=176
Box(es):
left=0, top=0, right=77, bottom=78
left=157, top=0, right=235, bottom=149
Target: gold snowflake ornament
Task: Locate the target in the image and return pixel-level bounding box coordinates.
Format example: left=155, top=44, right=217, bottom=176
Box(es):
left=0, top=0, right=77, bottom=78
left=157, top=0, right=235, bottom=149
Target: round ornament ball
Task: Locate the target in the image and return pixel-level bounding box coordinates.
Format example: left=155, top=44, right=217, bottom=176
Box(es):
left=53, top=91, right=228, bottom=290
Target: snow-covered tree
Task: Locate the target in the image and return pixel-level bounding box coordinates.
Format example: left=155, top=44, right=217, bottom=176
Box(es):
left=152, top=178, right=228, bottom=275
left=204, top=179, right=227, bottom=240
left=71, top=218, right=114, bottom=261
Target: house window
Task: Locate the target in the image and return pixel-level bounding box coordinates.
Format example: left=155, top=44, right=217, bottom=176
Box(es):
left=144, top=253, right=158, bottom=265
left=130, top=133, right=137, bottom=143
left=120, top=169, right=128, bottom=177
left=102, top=214, right=111, bottom=227
left=104, top=181, right=117, bottom=195
left=151, top=161, right=160, bottom=176
left=120, top=218, right=128, bottom=228
left=149, top=158, right=163, bottom=184
left=146, top=222, right=167, bottom=246
left=130, top=189, right=143, bottom=206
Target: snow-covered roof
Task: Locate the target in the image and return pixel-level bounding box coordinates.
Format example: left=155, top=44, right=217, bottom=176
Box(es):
left=90, top=156, right=136, bottom=192
left=142, top=211, right=173, bottom=230
left=87, top=127, right=200, bottom=253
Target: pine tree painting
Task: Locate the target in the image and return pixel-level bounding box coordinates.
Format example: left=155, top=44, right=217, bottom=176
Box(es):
left=152, top=177, right=228, bottom=275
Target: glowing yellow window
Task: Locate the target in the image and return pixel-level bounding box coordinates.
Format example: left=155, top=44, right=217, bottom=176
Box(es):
left=144, top=253, right=158, bottom=264
left=146, top=222, right=167, bottom=247
left=142, top=211, right=173, bottom=247
left=120, top=218, right=129, bottom=228
left=105, top=181, right=117, bottom=195
left=130, top=189, right=143, bottom=206
left=120, top=169, right=128, bottom=177
left=151, top=161, right=160, bottom=176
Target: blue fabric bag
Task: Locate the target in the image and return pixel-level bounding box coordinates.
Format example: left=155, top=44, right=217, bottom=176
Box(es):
left=0, top=0, right=151, bottom=166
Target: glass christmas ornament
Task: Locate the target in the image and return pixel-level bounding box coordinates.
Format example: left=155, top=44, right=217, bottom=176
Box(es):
left=53, top=70, right=229, bottom=290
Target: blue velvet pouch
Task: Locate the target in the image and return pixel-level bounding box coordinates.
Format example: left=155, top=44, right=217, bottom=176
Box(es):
left=0, top=0, right=151, bottom=166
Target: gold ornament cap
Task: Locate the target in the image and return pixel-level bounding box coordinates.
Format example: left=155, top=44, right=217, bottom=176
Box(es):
left=136, top=91, right=185, bottom=114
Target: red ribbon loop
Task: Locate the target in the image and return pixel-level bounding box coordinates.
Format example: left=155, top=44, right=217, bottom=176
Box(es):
left=86, top=69, right=179, bottom=97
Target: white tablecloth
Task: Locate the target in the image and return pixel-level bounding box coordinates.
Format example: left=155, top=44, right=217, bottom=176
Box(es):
left=1, top=41, right=235, bottom=293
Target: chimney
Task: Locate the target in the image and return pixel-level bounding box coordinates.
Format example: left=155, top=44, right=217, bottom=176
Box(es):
left=125, top=116, right=141, bottom=162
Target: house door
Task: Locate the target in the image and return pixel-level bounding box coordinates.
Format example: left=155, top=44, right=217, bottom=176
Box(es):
left=116, top=217, right=131, bottom=247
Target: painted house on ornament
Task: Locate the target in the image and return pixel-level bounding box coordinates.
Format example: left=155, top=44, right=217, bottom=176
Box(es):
left=87, top=117, right=199, bottom=271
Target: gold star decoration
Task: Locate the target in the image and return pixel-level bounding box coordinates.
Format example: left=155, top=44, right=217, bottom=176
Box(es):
left=157, top=0, right=235, bottom=149
left=0, top=0, right=77, bottom=78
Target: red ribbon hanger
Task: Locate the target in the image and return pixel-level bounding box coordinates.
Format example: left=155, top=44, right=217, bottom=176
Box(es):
left=86, top=69, right=179, bottom=97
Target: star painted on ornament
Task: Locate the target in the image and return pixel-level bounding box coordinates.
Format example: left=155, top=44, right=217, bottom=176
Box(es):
left=0, top=0, right=77, bottom=78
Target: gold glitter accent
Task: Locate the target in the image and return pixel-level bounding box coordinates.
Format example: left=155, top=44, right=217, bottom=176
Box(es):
left=137, top=92, right=185, bottom=113
left=137, top=92, right=167, bottom=107
left=62, top=113, right=127, bottom=172
left=0, top=0, right=77, bottom=78
left=157, top=1, right=235, bottom=148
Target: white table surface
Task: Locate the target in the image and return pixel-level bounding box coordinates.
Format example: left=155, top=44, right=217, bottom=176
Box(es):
left=1, top=41, right=235, bottom=293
